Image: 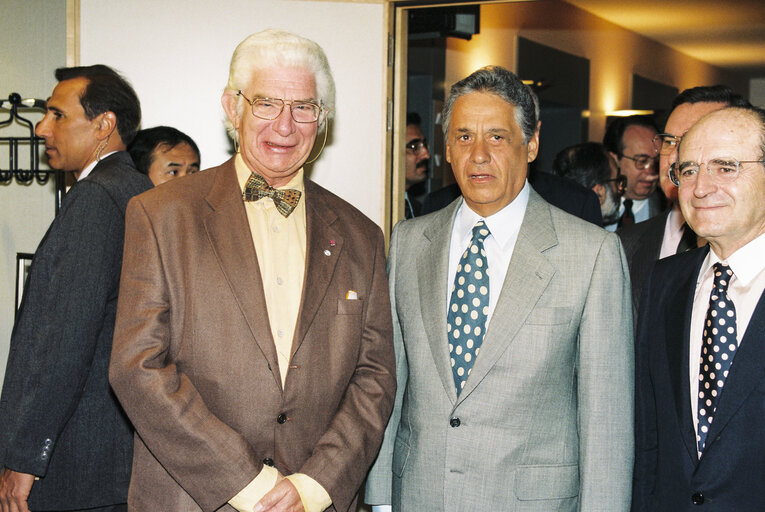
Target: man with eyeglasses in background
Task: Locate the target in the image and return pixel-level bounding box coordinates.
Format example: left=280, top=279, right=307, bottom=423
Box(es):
left=633, top=104, right=765, bottom=510
left=552, top=141, right=627, bottom=225
left=618, top=86, right=749, bottom=310
left=403, top=112, right=431, bottom=218
left=603, top=115, right=661, bottom=230
left=109, top=29, right=395, bottom=512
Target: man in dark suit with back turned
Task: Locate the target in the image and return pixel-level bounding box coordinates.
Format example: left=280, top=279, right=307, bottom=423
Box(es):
left=0, top=66, right=152, bottom=511
left=633, top=105, right=765, bottom=510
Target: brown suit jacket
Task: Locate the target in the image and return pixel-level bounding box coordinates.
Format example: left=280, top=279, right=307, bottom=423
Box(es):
left=110, top=157, right=396, bottom=512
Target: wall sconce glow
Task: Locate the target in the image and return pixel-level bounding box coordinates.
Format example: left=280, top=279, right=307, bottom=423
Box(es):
left=606, top=109, right=655, bottom=117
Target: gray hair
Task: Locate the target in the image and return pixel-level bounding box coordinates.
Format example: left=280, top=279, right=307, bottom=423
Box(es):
left=442, top=66, right=539, bottom=144
left=223, top=29, right=336, bottom=143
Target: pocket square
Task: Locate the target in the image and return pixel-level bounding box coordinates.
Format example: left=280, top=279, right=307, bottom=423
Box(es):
left=346, top=290, right=358, bottom=300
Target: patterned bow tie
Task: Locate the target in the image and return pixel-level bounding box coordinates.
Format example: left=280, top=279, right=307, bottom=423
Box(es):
left=242, top=172, right=301, bottom=217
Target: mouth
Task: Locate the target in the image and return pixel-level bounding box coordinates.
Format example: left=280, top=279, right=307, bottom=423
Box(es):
left=265, top=141, right=295, bottom=151
left=468, top=172, right=494, bottom=182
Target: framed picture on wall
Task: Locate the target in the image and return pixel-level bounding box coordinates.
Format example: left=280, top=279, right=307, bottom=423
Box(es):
left=15, top=252, right=34, bottom=318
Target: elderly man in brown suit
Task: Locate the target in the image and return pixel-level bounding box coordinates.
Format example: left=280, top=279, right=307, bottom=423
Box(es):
left=109, top=30, right=395, bottom=512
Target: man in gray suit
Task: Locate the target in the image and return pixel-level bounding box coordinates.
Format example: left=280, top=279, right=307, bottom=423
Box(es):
left=366, top=66, right=634, bottom=511
left=0, top=65, right=152, bottom=511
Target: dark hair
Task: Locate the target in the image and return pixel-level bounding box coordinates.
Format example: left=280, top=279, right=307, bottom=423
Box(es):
left=552, top=142, right=613, bottom=189
left=671, top=85, right=751, bottom=110
left=442, top=66, right=539, bottom=143
left=603, top=115, right=657, bottom=157
left=128, top=126, right=200, bottom=175
left=55, top=65, right=141, bottom=145
left=407, top=112, right=422, bottom=127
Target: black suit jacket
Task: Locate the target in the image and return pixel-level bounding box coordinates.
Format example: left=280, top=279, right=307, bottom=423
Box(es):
left=633, top=247, right=765, bottom=510
left=0, top=152, right=152, bottom=509
left=617, top=208, right=670, bottom=310
left=421, top=171, right=603, bottom=226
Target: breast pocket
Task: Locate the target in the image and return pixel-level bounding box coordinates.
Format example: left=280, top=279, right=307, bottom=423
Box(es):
left=337, top=298, right=363, bottom=315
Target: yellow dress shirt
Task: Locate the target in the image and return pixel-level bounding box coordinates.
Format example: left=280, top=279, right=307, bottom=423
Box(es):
left=229, top=154, right=331, bottom=512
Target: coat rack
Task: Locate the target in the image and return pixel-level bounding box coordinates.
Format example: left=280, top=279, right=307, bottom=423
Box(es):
left=1, top=93, right=66, bottom=212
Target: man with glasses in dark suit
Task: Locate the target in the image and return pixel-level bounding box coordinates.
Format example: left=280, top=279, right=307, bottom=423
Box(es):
left=618, top=86, right=749, bottom=310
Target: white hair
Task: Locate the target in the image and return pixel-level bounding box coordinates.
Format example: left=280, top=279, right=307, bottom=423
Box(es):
left=223, top=29, right=336, bottom=143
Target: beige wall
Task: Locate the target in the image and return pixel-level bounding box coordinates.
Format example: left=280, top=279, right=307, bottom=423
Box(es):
left=0, top=0, right=66, bottom=392
left=445, top=1, right=749, bottom=142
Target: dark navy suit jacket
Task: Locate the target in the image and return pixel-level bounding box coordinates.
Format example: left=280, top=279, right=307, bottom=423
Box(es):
left=0, top=152, right=152, bottom=509
left=633, top=246, right=765, bottom=511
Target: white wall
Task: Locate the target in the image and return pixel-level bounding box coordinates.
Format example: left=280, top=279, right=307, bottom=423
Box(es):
left=80, top=0, right=387, bottom=224
left=0, top=0, right=66, bottom=392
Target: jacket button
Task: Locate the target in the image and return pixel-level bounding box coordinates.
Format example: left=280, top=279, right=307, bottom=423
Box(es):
left=263, top=458, right=274, bottom=467
left=449, top=417, right=461, bottom=428
left=691, top=492, right=704, bottom=505
left=277, top=413, right=287, bottom=424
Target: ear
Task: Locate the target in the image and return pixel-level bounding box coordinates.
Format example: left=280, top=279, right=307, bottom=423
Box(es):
left=526, top=126, right=540, bottom=163
left=608, top=151, right=619, bottom=163
left=445, top=139, right=452, bottom=164
left=94, top=111, right=118, bottom=141
left=221, top=91, right=242, bottom=130
left=592, top=183, right=606, bottom=204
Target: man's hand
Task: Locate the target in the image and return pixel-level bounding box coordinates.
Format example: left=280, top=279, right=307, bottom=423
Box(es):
left=0, top=468, right=34, bottom=512
left=253, top=478, right=304, bottom=512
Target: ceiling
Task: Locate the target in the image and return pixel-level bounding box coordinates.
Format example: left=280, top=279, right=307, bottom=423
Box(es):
left=566, top=0, right=765, bottom=80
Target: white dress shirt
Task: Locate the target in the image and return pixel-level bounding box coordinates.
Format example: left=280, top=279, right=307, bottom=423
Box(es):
left=78, top=151, right=117, bottom=181
left=446, top=181, right=530, bottom=323
left=659, top=206, right=685, bottom=259
left=689, top=233, right=765, bottom=457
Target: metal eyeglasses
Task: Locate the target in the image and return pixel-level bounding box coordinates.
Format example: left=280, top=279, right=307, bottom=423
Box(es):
left=669, top=158, right=765, bottom=186
left=237, top=91, right=323, bottom=123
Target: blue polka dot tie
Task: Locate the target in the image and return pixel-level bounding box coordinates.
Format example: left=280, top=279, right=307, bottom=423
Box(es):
left=697, top=262, right=738, bottom=454
left=447, top=220, right=490, bottom=394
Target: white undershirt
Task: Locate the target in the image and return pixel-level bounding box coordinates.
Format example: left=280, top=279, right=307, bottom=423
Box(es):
left=689, top=233, right=765, bottom=457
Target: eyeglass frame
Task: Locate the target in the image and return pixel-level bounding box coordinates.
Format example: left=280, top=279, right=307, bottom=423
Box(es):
left=406, top=138, right=428, bottom=153
left=237, top=90, right=325, bottom=123
left=668, top=157, right=765, bottom=186
left=603, top=174, right=628, bottom=193
left=653, top=133, right=682, bottom=155
left=620, top=153, right=658, bottom=170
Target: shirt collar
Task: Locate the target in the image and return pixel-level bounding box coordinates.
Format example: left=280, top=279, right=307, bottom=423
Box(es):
left=78, top=151, right=117, bottom=181
left=235, top=153, right=305, bottom=193
left=668, top=206, right=685, bottom=233
left=455, top=180, right=530, bottom=249
left=700, top=232, right=765, bottom=287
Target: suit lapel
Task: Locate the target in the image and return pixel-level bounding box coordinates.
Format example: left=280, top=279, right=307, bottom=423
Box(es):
left=703, top=288, right=765, bottom=453
left=291, top=181, right=341, bottom=358
left=663, top=252, right=704, bottom=462
left=203, top=159, right=280, bottom=387
left=419, top=201, right=460, bottom=405
left=457, top=190, right=556, bottom=404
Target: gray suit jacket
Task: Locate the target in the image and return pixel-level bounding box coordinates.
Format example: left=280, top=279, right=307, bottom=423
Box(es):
left=0, top=152, right=152, bottom=510
left=367, top=190, right=634, bottom=511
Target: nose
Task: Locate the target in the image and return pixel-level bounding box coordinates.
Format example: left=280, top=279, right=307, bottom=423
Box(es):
left=35, top=114, right=52, bottom=138
left=272, top=104, right=297, bottom=136
left=692, top=163, right=717, bottom=197
left=469, top=139, right=489, bottom=164
left=419, top=145, right=431, bottom=160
